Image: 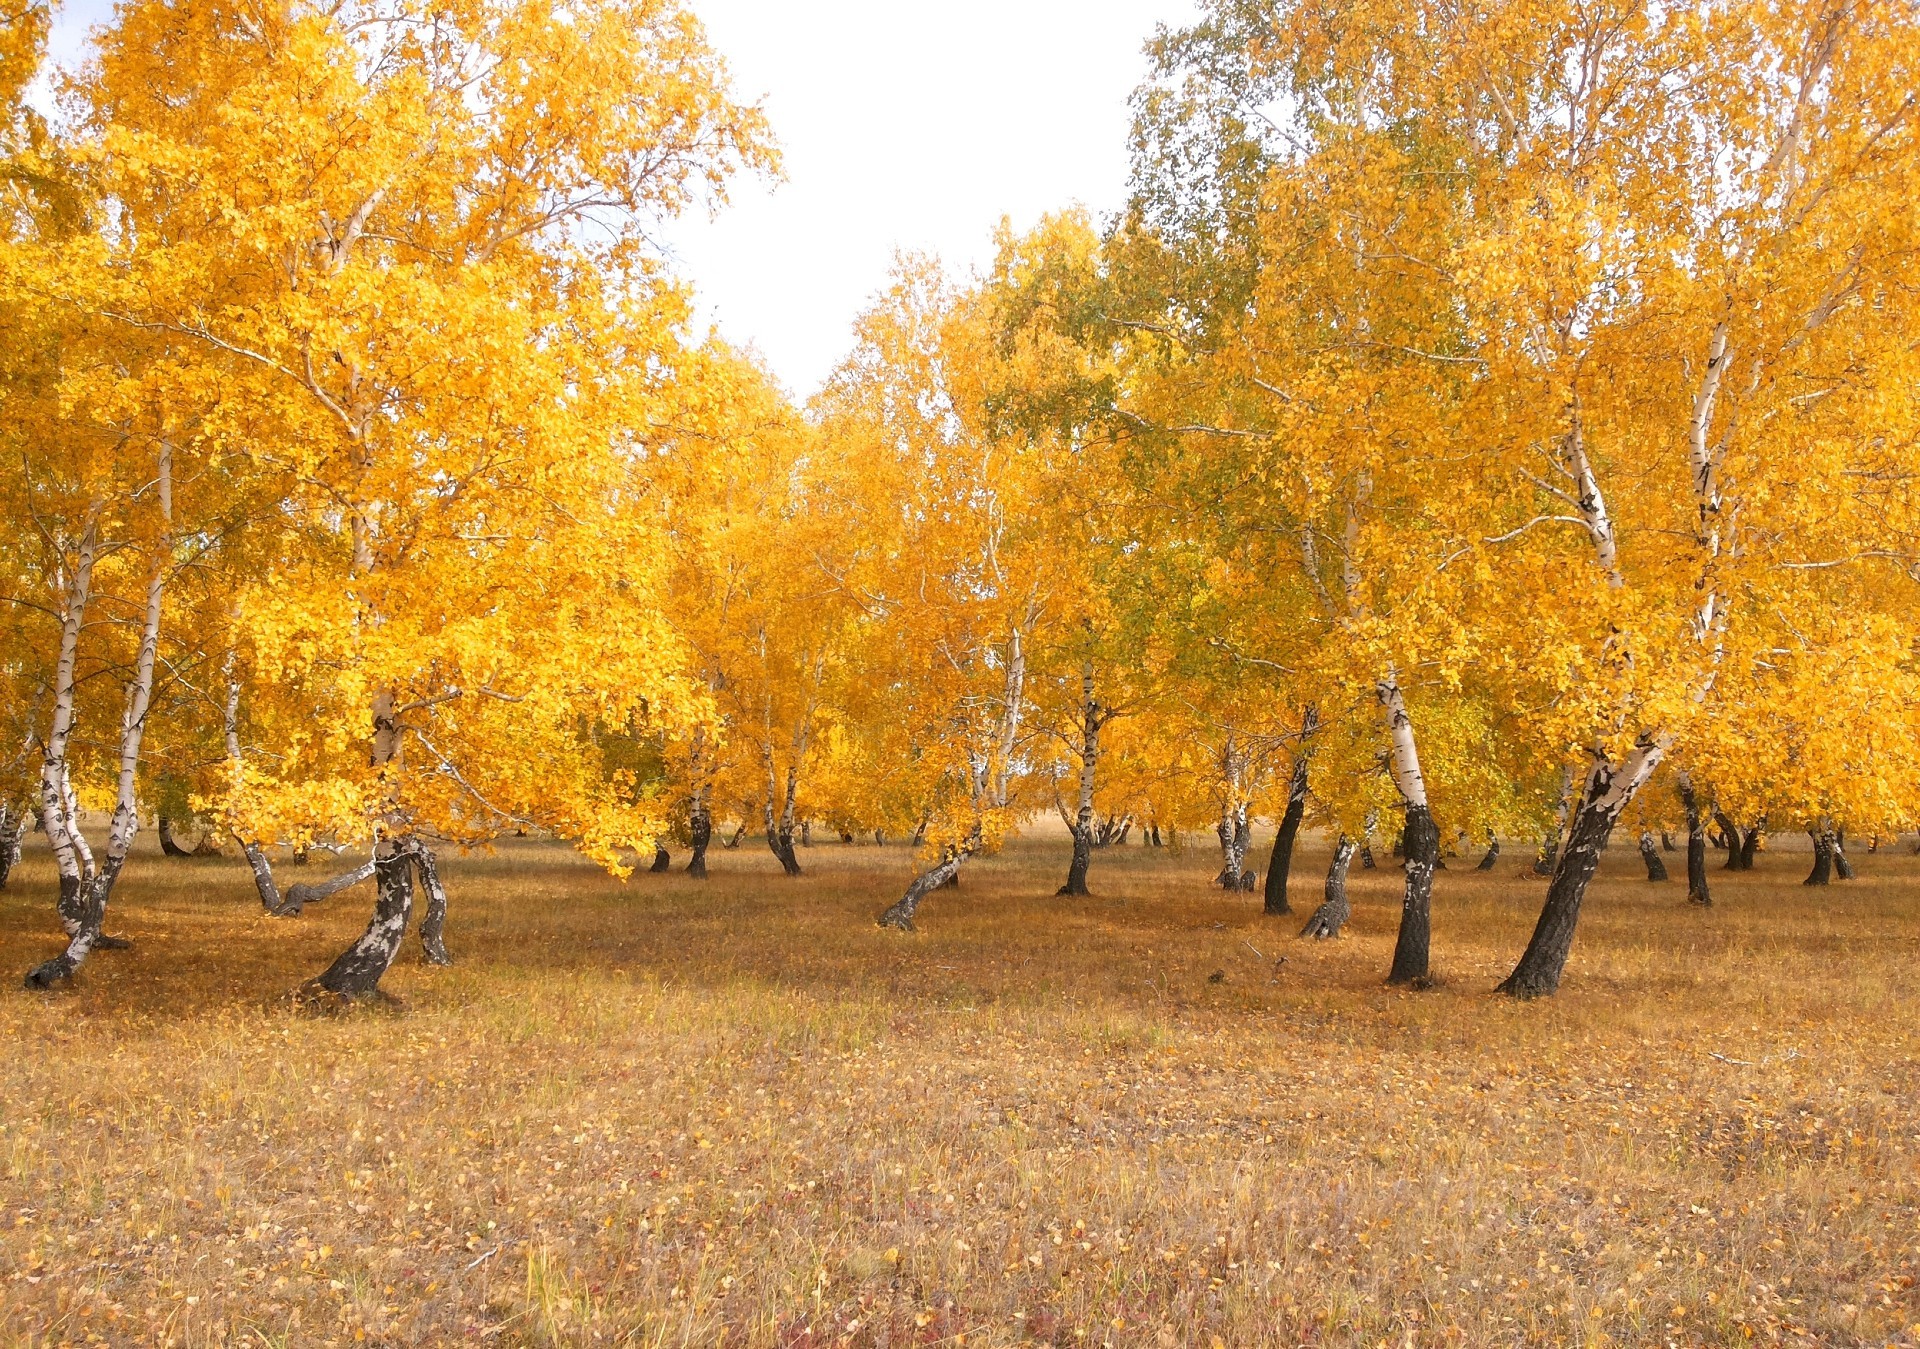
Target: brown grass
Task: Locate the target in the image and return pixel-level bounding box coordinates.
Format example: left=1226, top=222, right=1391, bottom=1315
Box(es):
left=0, top=831, right=1917, bottom=1347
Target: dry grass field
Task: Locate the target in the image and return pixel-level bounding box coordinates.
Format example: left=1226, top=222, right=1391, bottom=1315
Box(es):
left=0, top=831, right=1916, bottom=1347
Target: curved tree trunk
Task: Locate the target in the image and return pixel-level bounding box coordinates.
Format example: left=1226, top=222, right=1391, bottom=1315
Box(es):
left=157, top=814, right=191, bottom=858
left=1475, top=834, right=1499, bottom=871
left=1300, top=836, right=1356, bottom=939
left=280, top=857, right=377, bottom=915
left=1661, top=832, right=1676, bottom=852
left=415, top=843, right=451, bottom=965
left=1639, top=831, right=1668, bottom=881
left=1738, top=825, right=1762, bottom=871
left=649, top=845, right=671, bottom=873
left=309, top=841, right=418, bottom=998
left=1679, top=776, right=1711, bottom=906
left=1499, top=737, right=1665, bottom=999
left=1803, top=829, right=1834, bottom=886
left=1263, top=754, right=1310, bottom=916
left=1712, top=810, right=1742, bottom=869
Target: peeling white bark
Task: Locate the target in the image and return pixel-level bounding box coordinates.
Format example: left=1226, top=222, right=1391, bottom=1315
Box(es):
left=1376, top=672, right=1429, bottom=809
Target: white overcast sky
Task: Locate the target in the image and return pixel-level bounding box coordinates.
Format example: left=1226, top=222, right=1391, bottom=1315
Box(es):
left=41, top=0, right=1196, bottom=398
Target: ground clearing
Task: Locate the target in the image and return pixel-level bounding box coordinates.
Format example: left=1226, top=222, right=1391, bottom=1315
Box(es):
left=0, top=833, right=1916, bottom=1346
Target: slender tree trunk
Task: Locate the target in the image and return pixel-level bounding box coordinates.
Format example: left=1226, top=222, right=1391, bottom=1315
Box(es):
left=1499, top=738, right=1666, bottom=998
left=0, top=804, right=24, bottom=890
left=762, top=749, right=803, bottom=876
left=1379, top=675, right=1438, bottom=987
left=1263, top=753, right=1310, bottom=916
left=221, top=670, right=288, bottom=913
left=1058, top=664, right=1105, bottom=897
left=1738, top=825, right=1762, bottom=871
left=415, top=843, right=451, bottom=965
left=1639, top=831, right=1669, bottom=881
left=1534, top=765, right=1575, bottom=876
left=157, top=814, right=191, bottom=858
left=280, top=857, right=377, bottom=914
left=1299, top=836, right=1356, bottom=939
left=1834, top=833, right=1855, bottom=880
left=36, top=516, right=98, bottom=961
left=1803, top=829, right=1833, bottom=886
left=309, top=841, right=418, bottom=998
left=1679, top=776, right=1711, bottom=906
left=1661, top=832, right=1676, bottom=852
left=1359, top=810, right=1378, bottom=870
left=723, top=821, right=746, bottom=850
left=29, top=486, right=169, bottom=989
left=649, top=844, right=671, bottom=872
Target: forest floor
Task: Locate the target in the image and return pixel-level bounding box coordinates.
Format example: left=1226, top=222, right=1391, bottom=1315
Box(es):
left=0, top=833, right=1916, bottom=1347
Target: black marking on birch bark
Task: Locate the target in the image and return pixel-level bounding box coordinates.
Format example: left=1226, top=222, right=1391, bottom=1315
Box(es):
left=415, top=843, right=451, bottom=965
left=649, top=845, right=671, bottom=873
left=1639, top=832, right=1669, bottom=881
left=1263, top=758, right=1309, bottom=916
left=309, top=842, right=418, bottom=998
left=1300, top=836, right=1356, bottom=939
left=1386, top=805, right=1440, bottom=986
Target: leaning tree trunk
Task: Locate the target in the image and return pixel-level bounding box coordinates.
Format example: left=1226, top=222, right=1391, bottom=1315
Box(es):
left=877, top=841, right=974, bottom=931
left=1263, top=756, right=1310, bottom=917
left=1300, top=836, right=1357, bottom=939
left=649, top=845, right=671, bottom=873
left=1738, top=825, right=1763, bottom=871
left=414, top=843, right=451, bottom=965
left=1803, top=829, right=1834, bottom=886
left=309, top=841, right=418, bottom=998
left=157, top=814, right=191, bottom=858
left=762, top=750, right=803, bottom=877
left=279, top=857, right=377, bottom=915
left=1498, top=737, right=1665, bottom=999
left=1639, top=831, right=1669, bottom=881
left=1475, top=833, right=1500, bottom=871
left=1679, top=776, right=1711, bottom=906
